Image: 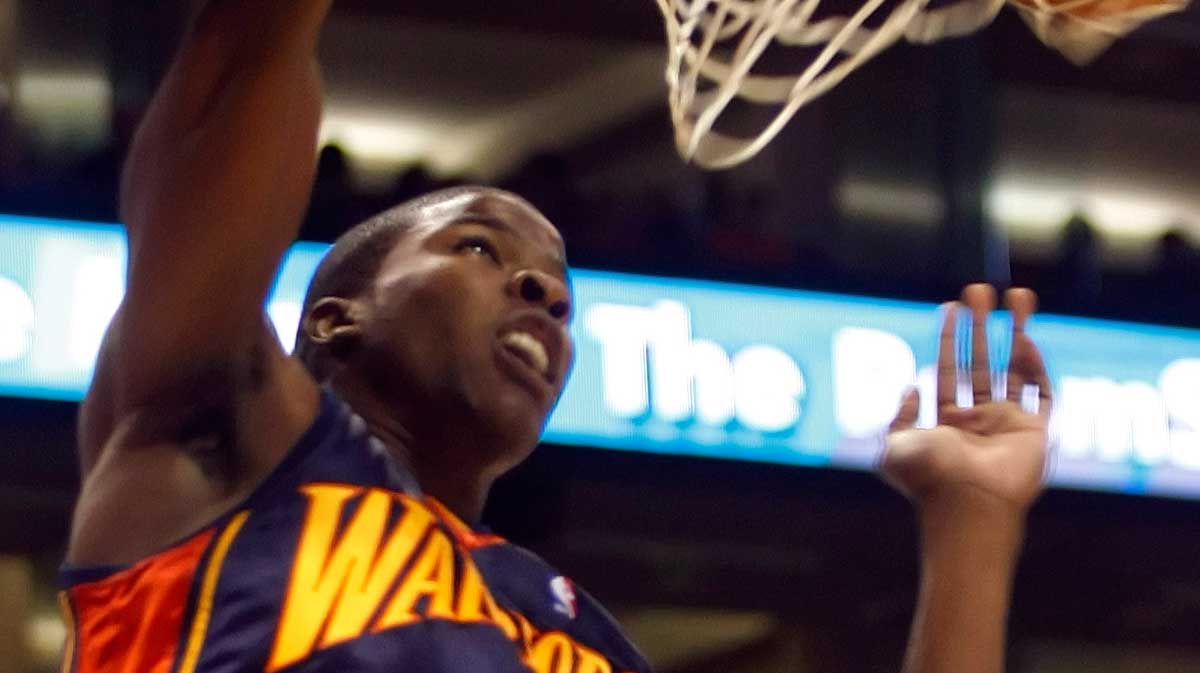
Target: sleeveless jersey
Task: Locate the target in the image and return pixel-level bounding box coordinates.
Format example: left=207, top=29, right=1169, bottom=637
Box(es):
left=59, top=388, right=653, bottom=673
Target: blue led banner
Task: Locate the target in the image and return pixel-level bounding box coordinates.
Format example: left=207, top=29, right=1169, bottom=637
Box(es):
left=2, top=215, right=1199, bottom=497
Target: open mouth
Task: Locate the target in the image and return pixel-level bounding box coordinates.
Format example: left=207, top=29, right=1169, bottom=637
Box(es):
left=500, top=331, right=550, bottom=376
left=493, top=309, right=569, bottom=404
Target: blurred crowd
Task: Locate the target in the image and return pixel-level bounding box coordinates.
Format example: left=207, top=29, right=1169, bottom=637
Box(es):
left=0, top=129, right=1197, bottom=328
left=267, top=147, right=834, bottom=292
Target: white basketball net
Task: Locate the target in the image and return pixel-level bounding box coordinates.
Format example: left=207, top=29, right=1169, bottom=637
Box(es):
left=656, top=0, right=1191, bottom=168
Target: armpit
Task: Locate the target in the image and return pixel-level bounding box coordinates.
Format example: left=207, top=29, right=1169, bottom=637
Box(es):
left=116, top=370, right=238, bottom=478
left=111, top=335, right=273, bottom=481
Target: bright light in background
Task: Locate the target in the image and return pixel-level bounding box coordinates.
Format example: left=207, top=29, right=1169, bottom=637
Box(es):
left=986, top=89, right=1200, bottom=263
left=834, top=174, right=1193, bottom=266
left=0, top=277, right=33, bottom=361
left=582, top=303, right=652, bottom=419
left=67, top=256, right=122, bottom=368
left=317, top=49, right=663, bottom=181
left=733, top=345, right=806, bottom=433
left=1162, top=359, right=1200, bottom=469
left=986, top=180, right=1183, bottom=240
left=26, top=611, right=65, bottom=668
left=268, top=300, right=302, bottom=353
left=319, top=106, right=495, bottom=180
left=835, top=177, right=947, bottom=226
left=13, top=70, right=112, bottom=148
left=984, top=181, right=1075, bottom=232
left=320, top=110, right=444, bottom=167
left=15, top=71, right=111, bottom=108
left=834, top=328, right=916, bottom=438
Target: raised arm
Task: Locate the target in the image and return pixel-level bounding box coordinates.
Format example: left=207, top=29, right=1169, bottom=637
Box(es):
left=882, top=284, right=1051, bottom=673
left=79, top=0, right=335, bottom=473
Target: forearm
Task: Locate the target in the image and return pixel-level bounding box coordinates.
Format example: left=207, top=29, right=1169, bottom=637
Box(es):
left=191, top=0, right=335, bottom=61
left=133, top=0, right=334, bottom=146
left=122, top=0, right=334, bottom=242
left=114, top=0, right=337, bottom=389
left=900, top=489, right=1025, bottom=673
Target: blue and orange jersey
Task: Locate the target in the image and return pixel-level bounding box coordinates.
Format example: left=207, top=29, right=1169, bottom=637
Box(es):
left=59, top=389, right=653, bottom=673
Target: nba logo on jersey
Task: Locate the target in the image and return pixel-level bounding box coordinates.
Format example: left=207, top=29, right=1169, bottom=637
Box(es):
left=549, top=576, right=578, bottom=619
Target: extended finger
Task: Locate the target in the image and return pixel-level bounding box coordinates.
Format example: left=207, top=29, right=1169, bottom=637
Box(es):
left=889, top=387, right=919, bottom=432
left=1005, top=288, right=1052, bottom=416
left=1004, top=288, right=1036, bottom=404
left=964, top=284, right=996, bottom=405
left=1006, top=287, right=1036, bottom=333
left=1013, top=330, right=1053, bottom=418
left=936, top=302, right=960, bottom=415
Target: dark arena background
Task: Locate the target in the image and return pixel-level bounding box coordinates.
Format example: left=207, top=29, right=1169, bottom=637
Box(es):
left=2, top=1, right=1200, bottom=671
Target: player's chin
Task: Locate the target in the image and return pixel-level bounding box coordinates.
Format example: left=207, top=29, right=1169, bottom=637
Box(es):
left=467, top=394, right=544, bottom=456
left=492, top=392, right=551, bottom=441
left=460, top=368, right=554, bottom=449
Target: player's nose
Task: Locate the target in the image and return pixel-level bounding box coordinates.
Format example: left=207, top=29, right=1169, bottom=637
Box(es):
left=509, top=269, right=570, bottom=323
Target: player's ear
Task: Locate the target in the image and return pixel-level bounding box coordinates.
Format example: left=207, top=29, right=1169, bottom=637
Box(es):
left=303, top=297, right=365, bottom=361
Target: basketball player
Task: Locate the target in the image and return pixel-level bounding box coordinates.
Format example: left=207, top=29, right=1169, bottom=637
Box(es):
left=60, top=2, right=1051, bottom=672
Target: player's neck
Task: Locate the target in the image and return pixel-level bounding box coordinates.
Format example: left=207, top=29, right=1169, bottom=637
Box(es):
left=411, top=467, right=492, bottom=526
left=330, top=379, right=494, bottom=524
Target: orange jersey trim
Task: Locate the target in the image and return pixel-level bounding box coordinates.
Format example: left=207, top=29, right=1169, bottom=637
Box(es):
left=64, top=530, right=215, bottom=673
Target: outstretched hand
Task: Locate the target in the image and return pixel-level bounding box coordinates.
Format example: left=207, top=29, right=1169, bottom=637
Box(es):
left=882, top=284, right=1052, bottom=515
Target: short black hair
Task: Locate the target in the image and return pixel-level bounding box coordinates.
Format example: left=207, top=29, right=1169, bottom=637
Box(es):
left=293, top=186, right=488, bottom=380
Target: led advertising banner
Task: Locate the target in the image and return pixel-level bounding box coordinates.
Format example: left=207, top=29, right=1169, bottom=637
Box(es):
left=2, top=216, right=1199, bottom=497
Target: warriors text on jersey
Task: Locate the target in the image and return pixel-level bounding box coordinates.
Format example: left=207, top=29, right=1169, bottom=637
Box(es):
left=59, top=389, right=652, bottom=673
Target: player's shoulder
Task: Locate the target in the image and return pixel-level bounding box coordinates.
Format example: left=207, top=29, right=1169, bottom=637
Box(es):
left=65, top=376, right=400, bottom=570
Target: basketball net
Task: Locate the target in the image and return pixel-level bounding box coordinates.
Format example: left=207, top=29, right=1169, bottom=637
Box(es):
left=657, top=0, right=1191, bottom=168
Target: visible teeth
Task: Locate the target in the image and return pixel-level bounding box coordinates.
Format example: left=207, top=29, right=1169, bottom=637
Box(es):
left=501, top=331, right=549, bottom=375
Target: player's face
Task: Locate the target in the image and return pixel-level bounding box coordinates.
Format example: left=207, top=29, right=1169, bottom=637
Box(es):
left=357, top=189, right=574, bottom=470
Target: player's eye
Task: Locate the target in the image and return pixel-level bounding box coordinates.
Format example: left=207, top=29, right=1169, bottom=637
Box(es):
left=456, top=236, right=501, bottom=263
